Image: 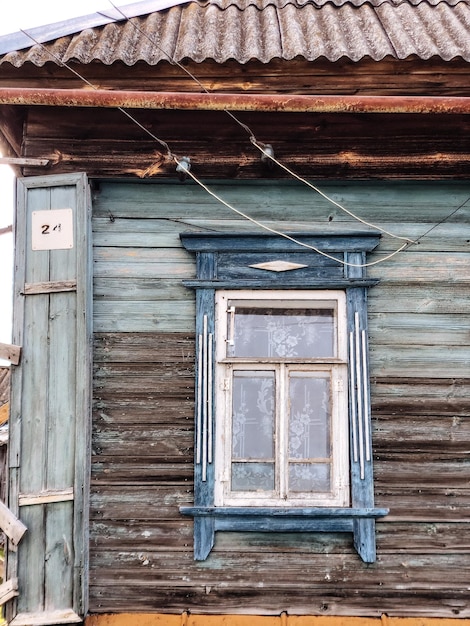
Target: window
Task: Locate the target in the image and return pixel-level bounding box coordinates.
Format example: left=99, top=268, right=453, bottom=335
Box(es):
left=214, top=290, right=349, bottom=508
left=179, top=232, right=388, bottom=563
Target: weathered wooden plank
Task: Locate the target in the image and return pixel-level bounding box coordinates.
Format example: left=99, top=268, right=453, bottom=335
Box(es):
left=92, top=217, right=470, bottom=253
left=0, top=342, right=21, bottom=365
left=369, top=345, right=470, bottom=378
left=91, top=458, right=194, bottom=482
left=93, top=277, right=191, bottom=302
left=91, top=459, right=193, bottom=484
left=22, top=101, right=470, bottom=177
left=45, top=502, right=75, bottom=611
left=0, top=500, right=27, bottom=545
left=90, top=486, right=193, bottom=520
left=87, top=585, right=470, bottom=618
left=0, top=157, right=48, bottom=166
left=206, top=523, right=470, bottom=554
left=93, top=301, right=195, bottom=332
left=90, top=519, right=193, bottom=548
left=93, top=399, right=194, bottom=423
left=8, top=56, right=470, bottom=95
left=93, top=247, right=193, bottom=278
left=93, top=333, right=195, bottom=363
left=88, top=549, right=470, bottom=589
left=92, top=217, right=197, bottom=248
left=369, top=284, right=470, bottom=314
left=94, top=362, right=193, bottom=383
left=0, top=578, right=19, bottom=605
left=87, top=586, right=469, bottom=617
left=9, top=173, right=92, bottom=622
left=19, top=489, right=74, bottom=506
left=374, top=460, right=470, bottom=488
left=92, top=181, right=470, bottom=222
left=371, top=377, right=470, bottom=415
left=374, top=491, right=470, bottom=521
left=93, top=261, right=194, bottom=280
left=376, top=522, right=470, bottom=553
left=23, top=280, right=77, bottom=294
left=369, top=252, right=470, bottom=284
left=369, top=312, right=470, bottom=345
left=92, top=427, right=193, bottom=460
left=94, top=377, right=194, bottom=397
left=373, top=415, right=470, bottom=448
left=10, top=610, right=82, bottom=625
left=18, top=506, right=46, bottom=611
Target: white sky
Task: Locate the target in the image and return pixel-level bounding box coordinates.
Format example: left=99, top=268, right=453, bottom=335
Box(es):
left=0, top=1, right=129, bottom=36
left=0, top=1, right=130, bottom=362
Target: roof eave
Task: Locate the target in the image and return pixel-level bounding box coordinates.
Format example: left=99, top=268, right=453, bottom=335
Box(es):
left=1, top=87, right=470, bottom=114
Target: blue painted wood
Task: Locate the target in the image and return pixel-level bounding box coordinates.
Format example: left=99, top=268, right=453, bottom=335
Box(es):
left=8, top=173, right=92, bottom=622
left=180, top=507, right=389, bottom=518
left=345, top=251, right=378, bottom=563
left=194, top=517, right=215, bottom=561
left=193, top=288, right=216, bottom=559
left=180, top=506, right=389, bottom=537
left=196, top=252, right=217, bottom=280
left=180, top=230, right=384, bottom=563
left=216, top=252, right=344, bottom=282
left=353, top=518, right=377, bottom=563
left=183, top=279, right=379, bottom=290
left=194, top=288, right=215, bottom=508
left=180, top=232, right=382, bottom=253
left=215, top=519, right=354, bottom=533
left=347, top=286, right=375, bottom=510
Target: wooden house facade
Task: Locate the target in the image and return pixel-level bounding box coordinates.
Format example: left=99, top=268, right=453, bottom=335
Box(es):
left=0, top=0, right=469, bottom=624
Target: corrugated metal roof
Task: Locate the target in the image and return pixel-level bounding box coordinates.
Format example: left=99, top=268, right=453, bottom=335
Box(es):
left=0, top=0, right=469, bottom=66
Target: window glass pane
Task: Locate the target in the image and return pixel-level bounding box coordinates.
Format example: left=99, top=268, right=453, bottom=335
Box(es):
left=232, top=462, right=275, bottom=491
left=232, top=371, right=275, bottom=460
left=289, top=463, right=330, bottom=492
left=289, top=372, right=330, bottom=459
left=229, top=306, right=335, bottom=358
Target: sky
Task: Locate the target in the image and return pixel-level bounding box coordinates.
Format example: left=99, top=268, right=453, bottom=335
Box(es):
left=0, top=1, right=130, bottom=363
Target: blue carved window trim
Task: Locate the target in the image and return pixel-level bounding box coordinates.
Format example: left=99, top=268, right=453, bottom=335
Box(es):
left=179, top=232, right=388, bottom=562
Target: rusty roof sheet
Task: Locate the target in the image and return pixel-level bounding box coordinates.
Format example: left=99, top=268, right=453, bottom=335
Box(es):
left=0, top=0, right=469, bottom=66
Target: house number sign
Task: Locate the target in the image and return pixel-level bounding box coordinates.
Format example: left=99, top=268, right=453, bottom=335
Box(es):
left=32, top=209, right=74, bottom=250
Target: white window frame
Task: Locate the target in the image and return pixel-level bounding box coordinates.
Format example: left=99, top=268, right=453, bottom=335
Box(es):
left=214, top=289, right=350, bottom=508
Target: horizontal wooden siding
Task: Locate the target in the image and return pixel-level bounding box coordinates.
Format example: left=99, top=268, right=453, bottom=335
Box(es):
left=91, top=181, right=470, bottom=617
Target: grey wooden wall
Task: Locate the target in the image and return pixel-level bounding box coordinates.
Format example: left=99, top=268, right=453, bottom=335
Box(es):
left=90, top=180, right=470, bottom=617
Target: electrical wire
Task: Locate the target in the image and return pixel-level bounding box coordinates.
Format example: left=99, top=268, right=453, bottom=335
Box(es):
left=251, top=140, right=415, bottom=244
left=177, top=160, right=411, bottom=267
left=105, top=4, right=468, bottom=252
left=19, top=29, right=174, bottom=156
left=104, top=1, right=413, bottom=246
left=19, top=24, right=466, bottom=267
left=411, top=194, right=470, bottom=244
left=17, top=27, right=413, bottom=267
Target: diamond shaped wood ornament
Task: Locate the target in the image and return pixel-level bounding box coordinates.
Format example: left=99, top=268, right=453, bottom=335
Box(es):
left=249, top=260, right=308, bottom=272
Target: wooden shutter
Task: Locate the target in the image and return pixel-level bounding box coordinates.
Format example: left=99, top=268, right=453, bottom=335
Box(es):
left=7, top=173, right=92, bottom=625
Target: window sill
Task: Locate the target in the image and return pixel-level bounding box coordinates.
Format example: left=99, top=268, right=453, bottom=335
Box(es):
left=180, top=505, right=389, bottom=562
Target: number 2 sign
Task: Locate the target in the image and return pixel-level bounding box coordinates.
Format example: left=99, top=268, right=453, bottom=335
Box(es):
left=32, top=209, right=74, bottom=250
